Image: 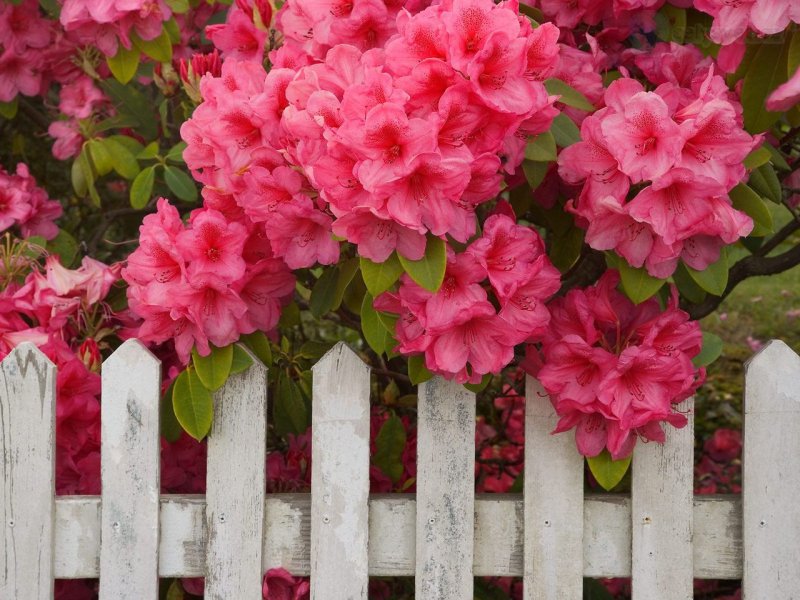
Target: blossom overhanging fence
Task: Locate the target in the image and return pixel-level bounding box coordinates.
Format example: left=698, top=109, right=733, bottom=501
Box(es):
left=1, top=338, right=799, bottom=599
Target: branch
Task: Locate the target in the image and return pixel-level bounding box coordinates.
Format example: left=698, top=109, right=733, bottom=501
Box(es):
left=558, top=246, right=606, bottom=295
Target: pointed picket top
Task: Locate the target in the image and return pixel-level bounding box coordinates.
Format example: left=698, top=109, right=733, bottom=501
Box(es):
left=104, top=338, right=160, bottom=370
left=1, top=340, right=55, bottom=375
left=743, top=339, right=800, bottom=414
left=312, top=342, right=369, bottom=420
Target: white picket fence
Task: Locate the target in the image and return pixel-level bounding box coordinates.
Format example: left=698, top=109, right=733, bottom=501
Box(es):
left=1, top=338, right=799, bottom=599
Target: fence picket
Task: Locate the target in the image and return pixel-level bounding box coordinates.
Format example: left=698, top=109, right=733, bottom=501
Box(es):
left=311, top=343, right=370, bottom=600
left=99, top=340, right=161, bottom=600
left=743, top=340, right=800, bottom=597
left=523, top=376, right=584, bottom=599
left=205, top=349, right=267, bottom=599
left=415, top=377, right=475, bottom=600
left=0, top=344, right=56, bottom=600
left=631, top=397, right=694, bottom=599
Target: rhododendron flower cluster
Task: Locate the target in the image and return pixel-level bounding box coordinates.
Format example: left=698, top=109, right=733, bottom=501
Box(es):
left=122, top=198, right=296, bottom=363
left=0, top=164, right=62, bottom=241
left=534, top=271, right=704, bottom=459
left=0, top=0, right=56, bottom=101
left=59, top=0, right=173, bottom=57
left=376, top=214, right=561, bottom=383
left=694, top=0, right=800, bottom=45
left=559, top=58, right=758, bottom=278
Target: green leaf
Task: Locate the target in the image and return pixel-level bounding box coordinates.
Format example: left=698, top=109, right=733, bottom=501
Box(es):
left=88, top=139, right=114, bottom=175
left=101, top=79, right=157, bottom=139
left=550, top=113, right=581, bottom=148
left=332, top=257, right=359, bottom=311
left=71, top=158, right=87, bottom=197
left=309, top=267, right=339, bottom=318
left=748, top=163, right=782, bottom=204
left=764, top=141, right=792, bottom=171
left=361, top=292, right=393, bottom=355
left=789, top=28, right=800, bottom=77
left=137, top=141, right=160, bottom=160
left=107, top=44, right=140, bottom=85
left=161, top=379, right=182, bottom=443
left=78, top=148, right=101, bottom=207
left=360, top=253, right=403, bottom=297
left=108, top=134, right=144, bottom=155
left=164, top=165, right=199, bottom=202
left=741, top=38, right=789, bottom=133
left=241, top=331, right=273, bottom=366
left=693, top=331, right=723, bottom=368
left=296, top=340, right=335, bottom=360
left=130, top=165, right=156, bottom=209
left=729, top=183, right=773, bottom=236
left=584, top=578, right=616, bottom=600
left=464, top=373, right=492, bottom=393
left=166, top=141, right=187, bottom=163
left=544, top=78, right=595, bottom=111
left=373, top=414, right=407, bottom=482
left=191, top=344, right=234, bottom=392
left=165, top=0, right=190, bottom=13
left=0, top=98, right=18, bottom=119
left=522, top=160, right=549, bottom=190
left=685, top=248, right=729, bottom=297
left=743, top=146, right=772, bottom=170
left=274, top=372, right=309, bottom=436
left=408, top=354, right=433, bottom=385
left=46, top=229, right=78, bottom=266
left=654, top=5, right=686, bottom=43
left=229, top=343, right=254, bottom=375
left=132, top=29, right=173, bottom=63
left=587, top=450, right=632, bottom=491
left=672, top=263, right=706, bottom=304
left=616, top=261, right=665, bottom=304
left=102, top=137, right=140, bottom=179
left=172, top=368, right=214, bottom=441
left=398, top=236, right=447, bottom=292
left=524, top=130, right=557, bottom=162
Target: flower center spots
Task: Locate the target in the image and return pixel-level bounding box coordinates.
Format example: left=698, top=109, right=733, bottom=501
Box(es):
left=206, top=247, right=221, bottom=262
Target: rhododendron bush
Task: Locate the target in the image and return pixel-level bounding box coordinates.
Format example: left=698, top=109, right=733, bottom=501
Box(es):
left=2, top=0, right=800, bottom=596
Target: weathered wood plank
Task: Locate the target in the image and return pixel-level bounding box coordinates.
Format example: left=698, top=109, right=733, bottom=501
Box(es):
left=416, top=378, right=476, bottom=599
left=524, top=377, right=584, bottom=598
left=311, top=343, right=370, bottom=600
left=99, top=340, right=161, bottom=600
left=205, top=351, right=268, bottom=600
left=631, top=398, right=694, bottom=600
left=52, top=494, right=743, bottom=578
left=743, top=340, right=800, bottom=597
left=0, top=344, right=56, bottom=600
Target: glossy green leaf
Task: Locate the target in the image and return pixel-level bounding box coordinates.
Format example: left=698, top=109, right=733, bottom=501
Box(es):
left=166, top=141, right=187, bottom=163
left=107, top=44, right=140, bottom=84
left=0, top=98, right=18, bottom=119
left=309, top=267, right=339, bottom=318
left=77, top=148, right=101, bottom=207
left=241, top=331, right=273, bottom=366
left=71, top=158, right=88, bottom=197
left=103, top=137, right=140, bottom=179
left=693, top=331, right=723, bottom=368
left=750, top=163, right=782, bottom=204
left=132, top=29, right=173, bottom=63
left=274, top=372, right=309, bottom=436
left=137, top=141, right=160, bottom=160
left=741, top=39, right=789, bottom=133
left=743, top=146, right=772, bottom=170
left=46, top=229, right=78, bottom=266
left=550, top=113, right=581, bottom=148
left=654, top=4, right=686, bottom=43
left=332, top=257, right=359, bottom=311
left=192, top=344, right=233, bottom=392
left=172, top=368, right=214, bottom=441
left=130, top=165, right=155, bottom=209
left=360, top=253, right=404, bottom=297
left=373, top=413, right=407, bottom=482
left=789, top=28, right=800, bottom=77
left=524, top=130, right=557, bottom=162
left=544, top=78, right=595, bottom=111
left=672, top=263, right=706, bottom=304
left=165, top=0, right=190, bottom=13
left=161, top=379, right=182, bottom=443
left=764, top=141, right=791, bottom=171
left=522, top=160, right=548, bottom=190
left=408, top=354, right=433, bottom=385
left=685, top=248, right=729, bottom=297
left=729, top=183, right=773, bottom=236
left=165, top=580, right=186, bottom=600
left=587, top=450, right=632, bottom=492
left=164, top=165, right=198, bottom=203
left=87, top=139, right=113, bottom=176
left=398, top=236, right=447, bottom=292
left=361, top=292, right=392, bottom=355
left=229, top=343, right=254, bottom=375
left=464, top=373, right=492, bottom=393
left=617, top=260, right=665, bottom=304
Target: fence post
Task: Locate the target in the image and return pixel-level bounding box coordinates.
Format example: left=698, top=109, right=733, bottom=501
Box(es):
left=415, top=377, right=475, bottom=600
left=631, top=397, right=694, bottom=599
left=523, top=376, right=584, bottom=599
left=743, top=340, right=800, bottom=597
left=0, top=344, right=56, bottom=600
left=205, top=347, right=268, bottom=599
left=99, top=340, right=162, bottom=600
left=311, top=343, right=370, bottom=600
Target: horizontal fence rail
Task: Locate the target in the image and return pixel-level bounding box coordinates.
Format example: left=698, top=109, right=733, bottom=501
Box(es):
left=2, top=339, right=800, bottom=599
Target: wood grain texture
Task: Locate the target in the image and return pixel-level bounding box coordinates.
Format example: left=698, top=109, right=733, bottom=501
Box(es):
left=743, top=340, right=800, bottom=598
left=416, top=378, right=475, bottom=600
left=205, top=350, right=267, bottom=600
left=52, top=494, right=743, bottom=579
left=524, top=377, right=584, bottom=599
left=632, top=397, right=694, bottom=600
left=311, top=343, right=370, bottom=600
left=0, top=344, right=56, bottom=600
left=99, top=340, right=162, bottom=600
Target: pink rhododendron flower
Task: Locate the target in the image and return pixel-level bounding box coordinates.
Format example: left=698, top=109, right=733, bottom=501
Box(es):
left=767, top=66, right=800, bottom=112
left=0, top=163, right=62, bottom=240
